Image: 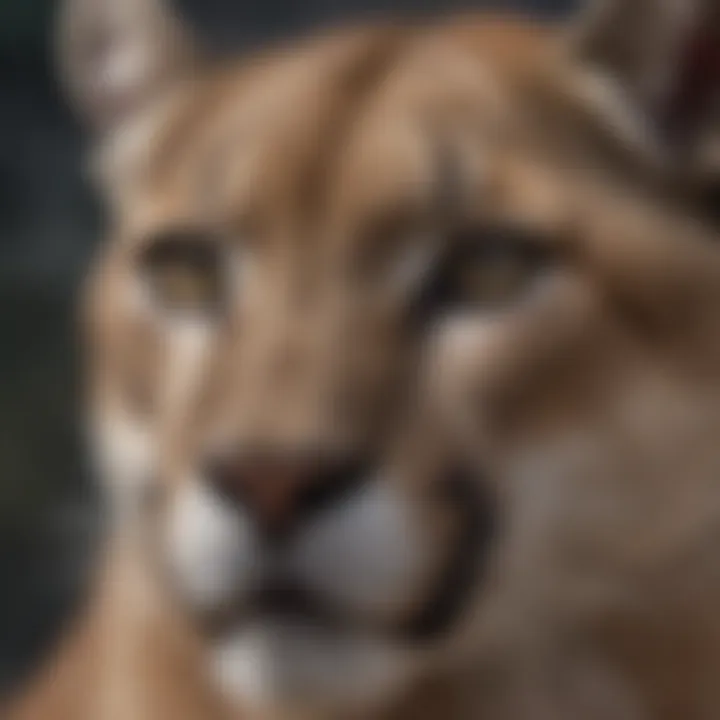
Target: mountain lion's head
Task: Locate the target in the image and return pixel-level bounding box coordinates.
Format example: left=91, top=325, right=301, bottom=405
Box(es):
left=61, top=0, right=720, bottom=716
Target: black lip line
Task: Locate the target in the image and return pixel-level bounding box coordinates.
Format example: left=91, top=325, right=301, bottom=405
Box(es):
left=398, top=468, right=496, bottom=643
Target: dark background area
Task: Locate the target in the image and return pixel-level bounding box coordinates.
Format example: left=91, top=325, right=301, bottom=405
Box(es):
left=0, top=0, right=576, bottom=700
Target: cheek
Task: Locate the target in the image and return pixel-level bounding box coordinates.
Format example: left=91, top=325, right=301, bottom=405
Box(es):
left=164, top=477, right=258, bottom=612
left=295, top=482, right=441, bottom=622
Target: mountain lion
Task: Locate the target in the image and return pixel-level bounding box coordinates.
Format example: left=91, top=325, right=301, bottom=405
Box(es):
left=7, top=0, right=720, bottom=718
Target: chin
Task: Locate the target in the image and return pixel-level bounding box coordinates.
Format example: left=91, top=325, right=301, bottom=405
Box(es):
left=210, top=620, right=418, bottom=718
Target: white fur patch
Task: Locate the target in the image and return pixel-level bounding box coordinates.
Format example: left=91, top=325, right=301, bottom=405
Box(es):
left=165, top=477, right=257, bottom=612
left=294, top=480, right=432, bottom=621
left=90, top=410, right=154, bottom=515
left=160, top=317, right=214, bottom=416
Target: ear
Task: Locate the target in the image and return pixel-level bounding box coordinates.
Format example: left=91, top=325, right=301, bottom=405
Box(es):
left=569, top=0, right=720, bottom=162
left=57, top=0, right=198, bottom=134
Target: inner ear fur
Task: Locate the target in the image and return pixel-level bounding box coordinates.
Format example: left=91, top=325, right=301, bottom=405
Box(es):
left=568, top=0, right=720, bottom=186
left=57, top=0, right=199, bottom=135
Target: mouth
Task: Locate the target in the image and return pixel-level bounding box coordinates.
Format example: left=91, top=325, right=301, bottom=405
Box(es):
left=201, top=579, right=345, bottom=637
left=198, top=468, right=495, bottom=646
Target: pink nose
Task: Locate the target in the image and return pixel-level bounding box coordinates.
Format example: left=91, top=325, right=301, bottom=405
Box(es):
left=205, top=451, right=369, bottom=535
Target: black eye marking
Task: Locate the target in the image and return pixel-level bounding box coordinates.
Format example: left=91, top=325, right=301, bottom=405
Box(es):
left=138, top=229, right=226, bottom=315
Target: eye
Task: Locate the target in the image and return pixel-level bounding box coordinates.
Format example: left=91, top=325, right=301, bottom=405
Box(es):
left=454, top=245, right=536, bottom=306
left=139, top=230, right=225, bottom=315
left=420, top=225, right=554, bottom=316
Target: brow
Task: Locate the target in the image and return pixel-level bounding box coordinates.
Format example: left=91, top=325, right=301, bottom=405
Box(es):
left=378, top=143, right=465, bottom=301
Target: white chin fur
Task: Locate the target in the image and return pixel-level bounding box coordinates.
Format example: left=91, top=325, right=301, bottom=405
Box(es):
left=165, top=477, right=257, bottom=612
left=212, top=621, right=415, bottom=717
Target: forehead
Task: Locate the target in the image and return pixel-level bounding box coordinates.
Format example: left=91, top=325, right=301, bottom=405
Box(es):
left=103, top=18, right=599, bottom=245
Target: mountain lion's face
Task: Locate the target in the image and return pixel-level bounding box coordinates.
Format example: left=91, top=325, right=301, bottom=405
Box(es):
left=64, top=1, right=720, bottom=717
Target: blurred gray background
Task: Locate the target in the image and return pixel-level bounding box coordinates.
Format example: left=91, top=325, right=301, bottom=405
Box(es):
left=0, top=0, right=576, bottom=700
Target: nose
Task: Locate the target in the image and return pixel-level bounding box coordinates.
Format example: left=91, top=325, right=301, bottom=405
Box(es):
left=205, top=449, right=370, bottom=536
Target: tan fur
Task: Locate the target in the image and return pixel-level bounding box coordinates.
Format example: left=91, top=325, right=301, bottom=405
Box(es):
left=7, top=2, right=720, bottom=718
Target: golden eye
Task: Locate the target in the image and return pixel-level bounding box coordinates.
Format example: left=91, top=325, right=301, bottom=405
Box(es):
left=416, top=225, right=553, bottom=319
left=153, top=262, right=219, bottom=310
left=139, top=231, right=224, bottom=314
